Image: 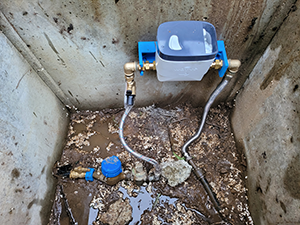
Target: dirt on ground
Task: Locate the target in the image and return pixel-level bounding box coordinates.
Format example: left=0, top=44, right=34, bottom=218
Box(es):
left=48, top=103, right=253, bottom=225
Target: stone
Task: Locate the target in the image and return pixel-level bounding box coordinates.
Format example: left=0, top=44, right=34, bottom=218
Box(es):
left=98, top=198, right=132, bottom=225
left=161, top=160, right=192, bottom=187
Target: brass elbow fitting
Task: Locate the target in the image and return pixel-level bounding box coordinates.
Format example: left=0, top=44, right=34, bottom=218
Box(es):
left=228, top=59, right=241, bottom=73
left=123, top=61, right=156, bottom=106
left=124, top=62, right=137, bottom=75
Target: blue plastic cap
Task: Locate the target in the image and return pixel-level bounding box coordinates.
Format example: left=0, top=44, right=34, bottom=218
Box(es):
left=85, top=168, right=95, bottom=182
left=101, top=156, right=122, bottom=178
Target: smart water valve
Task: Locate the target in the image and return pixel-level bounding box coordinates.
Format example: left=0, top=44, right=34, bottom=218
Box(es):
left=155, top=21, right=218, bottom=81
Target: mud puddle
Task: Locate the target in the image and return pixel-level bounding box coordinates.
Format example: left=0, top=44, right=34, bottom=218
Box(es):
left=117, top=185, right=207, bottom=224
left=49, top=104, right=253, bottom=225
left=118, top=185, right=177, bottom=224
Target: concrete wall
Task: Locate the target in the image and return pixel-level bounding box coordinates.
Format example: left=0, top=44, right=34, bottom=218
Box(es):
left=0, top=33, right=68, bottom=224
left=0, top=0, right=296, bottom=109
left=231, top=1, right=300, bottom=224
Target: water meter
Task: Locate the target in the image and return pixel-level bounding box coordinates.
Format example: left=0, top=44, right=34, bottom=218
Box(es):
left=156, top=21, right=218, bottom=81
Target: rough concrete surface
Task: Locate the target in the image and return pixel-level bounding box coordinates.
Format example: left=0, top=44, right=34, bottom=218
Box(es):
left=0, top=33, right=69, bottom=224
left=0, top=0, right=297, bottom=109
left=232, top=2, right=300, bottom=224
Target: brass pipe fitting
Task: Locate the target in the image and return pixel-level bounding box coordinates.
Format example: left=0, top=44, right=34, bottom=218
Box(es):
left=124, top=62, right=137, bottom=75
left=93, top=170, right=128, bottom=186
left=125, top=74, right=136, bottom=95
left=132, top=161, right=147, bottom=185
left=124, top=62, right=137, bottom=96
left=69, top=166, right=90, bottom=179
left=210, top=59, right=223, bottom=70
left=228, top=59, right=241, bottom=73
left=123, top=61, right=156, bottom=101
left=138, top=61, right=156, bottom=72
left=69, top=166, right=129, bottom=185
left=210, top=59, right=241, bottom=74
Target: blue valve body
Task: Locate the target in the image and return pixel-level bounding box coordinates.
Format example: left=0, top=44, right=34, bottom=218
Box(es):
left=85, top=168, right=95, bottom=182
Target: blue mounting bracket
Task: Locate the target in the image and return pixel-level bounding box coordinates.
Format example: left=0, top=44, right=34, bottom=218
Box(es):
left=138, top=41, right=157, bottom=76
left=216, top=40, right=229, bottom=78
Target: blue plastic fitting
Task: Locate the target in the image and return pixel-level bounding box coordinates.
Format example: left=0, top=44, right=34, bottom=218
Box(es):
left=216, top=40, right=229, bottom=78
left=138, top=41, right=157, bottom=76
left=101, top=156, right=122, bottom=178
left=85, top=168, right=95, bottom=182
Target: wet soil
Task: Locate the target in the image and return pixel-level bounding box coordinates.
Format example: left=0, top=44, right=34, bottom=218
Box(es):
left=49, top=103, right=253, bottom=225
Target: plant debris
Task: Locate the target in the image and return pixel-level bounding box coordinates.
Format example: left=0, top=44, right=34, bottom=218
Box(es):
left=49, top=103, right=253, bottom=225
